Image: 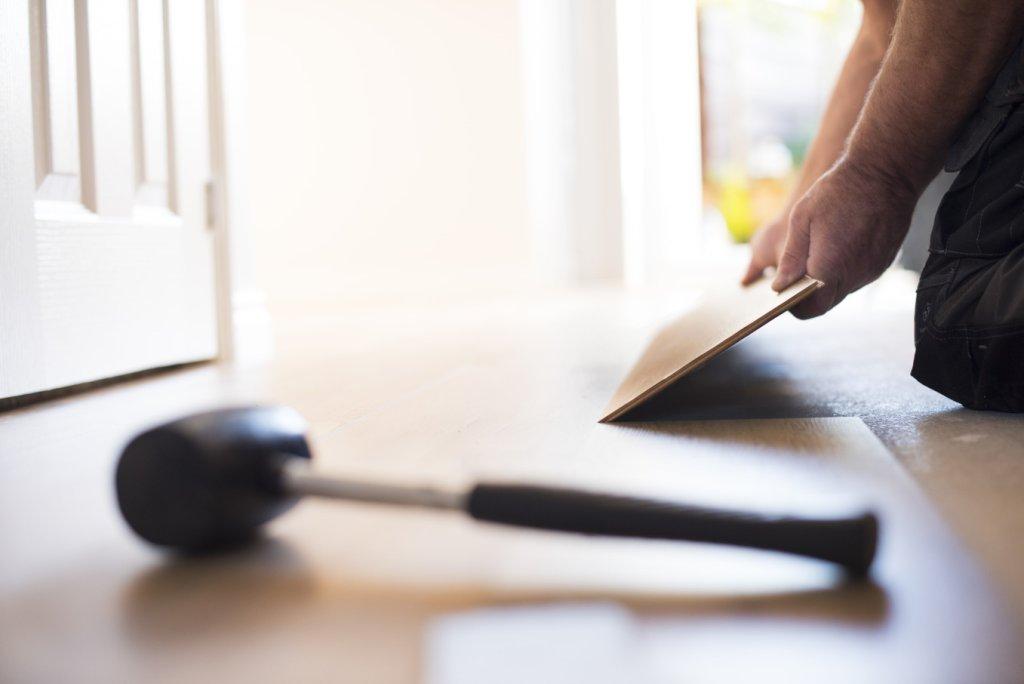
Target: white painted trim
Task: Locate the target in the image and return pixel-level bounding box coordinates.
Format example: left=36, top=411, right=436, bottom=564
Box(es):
left=616, top=0, right=703, bottom=288
left=518, top=0, right=624, bottom=286
left=207, top=0, right=272, bottom=364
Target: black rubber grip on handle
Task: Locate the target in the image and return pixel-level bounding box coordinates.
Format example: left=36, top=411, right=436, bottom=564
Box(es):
left=466, top=484, right=878, bottom=575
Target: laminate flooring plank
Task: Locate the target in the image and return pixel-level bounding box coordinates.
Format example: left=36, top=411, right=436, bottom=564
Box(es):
left=602, top=276, right=821, bottom=422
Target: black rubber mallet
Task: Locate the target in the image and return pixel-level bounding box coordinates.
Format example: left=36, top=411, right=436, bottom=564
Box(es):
left=115, top=406, right=879, bottom=575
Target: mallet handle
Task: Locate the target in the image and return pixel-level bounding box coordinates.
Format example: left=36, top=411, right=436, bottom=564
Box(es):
left=283, top=461, right=878, bottom=575
left=281, top=462, right=464, bottom=510
left=467, top=484, right=878, bottom=576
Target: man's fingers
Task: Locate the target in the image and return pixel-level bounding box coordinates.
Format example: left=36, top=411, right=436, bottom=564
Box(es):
left=772, top=213, right=811, bottom=292
left=741, top=255, right=767, bottom=286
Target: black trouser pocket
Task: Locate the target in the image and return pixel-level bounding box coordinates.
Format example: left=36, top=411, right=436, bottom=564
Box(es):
left=912, top=326, right=1024, bottom=412
left=913, top=252, right=1024, bottom=412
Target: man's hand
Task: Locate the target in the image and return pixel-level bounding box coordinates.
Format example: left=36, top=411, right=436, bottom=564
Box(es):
left=739, top=0, right=896, bottom=295
left=739, top=0, right=1024, bottom=320
left=769, top=157, right=917, bottom=318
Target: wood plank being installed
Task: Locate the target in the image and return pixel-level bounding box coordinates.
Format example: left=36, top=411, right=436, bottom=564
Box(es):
left=601, top=275, right=821, bottom=422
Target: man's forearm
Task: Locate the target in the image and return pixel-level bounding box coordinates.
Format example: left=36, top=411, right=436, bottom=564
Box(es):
left=846, top=1, right=1024, bottom=198
left=788, top=1, right=896, bottom=205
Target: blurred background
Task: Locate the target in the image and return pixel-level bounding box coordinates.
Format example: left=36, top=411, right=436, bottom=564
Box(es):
left=243, top=0, right=880, bottom=313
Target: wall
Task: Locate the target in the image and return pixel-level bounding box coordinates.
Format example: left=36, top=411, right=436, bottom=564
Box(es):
left=245, top=0, right=531, bottom=306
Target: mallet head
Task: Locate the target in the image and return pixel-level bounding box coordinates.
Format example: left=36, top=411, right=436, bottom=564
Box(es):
left=115, top=406, right=311, bottom=551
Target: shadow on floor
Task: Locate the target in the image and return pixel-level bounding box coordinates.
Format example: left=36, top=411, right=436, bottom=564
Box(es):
left=118, top=535, right=889, bottom=637
left=615, top=339, right=839, bottom=423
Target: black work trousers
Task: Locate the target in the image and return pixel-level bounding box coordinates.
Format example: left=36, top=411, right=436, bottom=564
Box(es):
left=914, top=94, right=1024, bottom=411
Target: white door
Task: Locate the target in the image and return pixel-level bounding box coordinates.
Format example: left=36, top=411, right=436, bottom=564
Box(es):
left=1, top=0, right=219, bottom=400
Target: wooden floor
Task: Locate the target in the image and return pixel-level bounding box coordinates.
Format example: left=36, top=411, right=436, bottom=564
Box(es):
left=3, top=276, right=1024, bottom=682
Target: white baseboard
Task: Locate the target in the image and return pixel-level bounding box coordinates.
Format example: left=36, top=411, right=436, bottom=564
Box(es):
left=224, top=290, right=274, bottom=365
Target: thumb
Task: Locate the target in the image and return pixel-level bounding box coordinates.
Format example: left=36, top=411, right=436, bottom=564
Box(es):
left=772, top=213, right=811, bottom=292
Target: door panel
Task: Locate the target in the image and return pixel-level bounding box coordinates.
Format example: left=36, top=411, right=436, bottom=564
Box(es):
left=0, top=0, right=218, bottom=400
left=29, top=0, right=82, bottom=195
left=132, top=0, right=170, bottom=204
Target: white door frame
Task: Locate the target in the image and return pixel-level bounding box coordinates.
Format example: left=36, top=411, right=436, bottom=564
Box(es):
left=207, top=0, right=271, bottom=366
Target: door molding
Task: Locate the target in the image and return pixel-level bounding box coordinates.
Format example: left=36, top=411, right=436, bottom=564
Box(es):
left=207, top=0, right=272, bottom=365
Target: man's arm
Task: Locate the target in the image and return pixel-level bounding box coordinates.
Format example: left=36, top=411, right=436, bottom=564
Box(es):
left=743, top=0, right=897, bottom=285
left=772, top=0, right=1024, bottom=317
